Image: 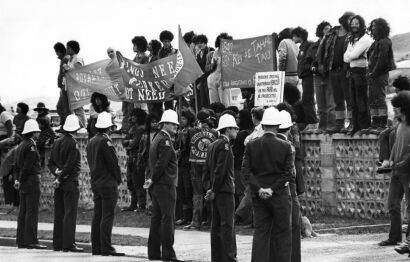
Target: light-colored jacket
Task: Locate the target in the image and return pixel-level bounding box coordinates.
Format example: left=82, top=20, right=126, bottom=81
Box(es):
left=278, top=39, right=299, bottom=76
left=343, top=34, right=373, bottom=68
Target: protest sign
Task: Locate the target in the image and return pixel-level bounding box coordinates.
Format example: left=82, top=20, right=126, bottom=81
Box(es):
left=221, top=35, right=276, bottom=89
left=254, top=71, right=285, bottom=107
left=228, top=88, right=244, bottom=110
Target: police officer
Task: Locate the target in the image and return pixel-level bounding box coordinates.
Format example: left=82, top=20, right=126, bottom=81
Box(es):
left=277, top=110, right=301, bottom=262
left=48, top=114, right=83, bottom=252
left=86, top=112, right=124, bottom=256
left=14, top=119, right=46, bottom=249
left=242, top=107, right=294, bottom=262
left=147, top=110, right=182, bottom=262
left=184, top=109, right=218, bottom=230
left=204, top=114, right=239, bottom=262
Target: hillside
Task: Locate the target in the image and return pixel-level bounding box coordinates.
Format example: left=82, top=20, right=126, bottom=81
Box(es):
left=392, top=32, right=410, bottom=62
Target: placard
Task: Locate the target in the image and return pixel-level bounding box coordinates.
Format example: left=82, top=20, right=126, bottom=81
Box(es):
left=254, top=71, right=285, bottom=106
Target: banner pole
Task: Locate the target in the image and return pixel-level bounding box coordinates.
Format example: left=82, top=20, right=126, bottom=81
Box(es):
left=193, top=82, right=198, bottom=115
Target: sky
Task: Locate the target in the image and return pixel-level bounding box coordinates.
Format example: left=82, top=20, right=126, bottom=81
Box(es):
left=0, top=0, right=409, bottom=104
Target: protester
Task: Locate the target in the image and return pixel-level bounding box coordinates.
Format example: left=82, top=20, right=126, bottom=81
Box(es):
left=86, top=112, right=124, bottom=256
left=122, top=108, right=147, bottom=212
left=147, top=110, right=181, bottom=262
left=366, top=18, right=396, bottom=134
left=343, top=15, right=373, bottom=135
left=87, top=92, right=115, bottom=139
left=194, top=34, right=212, bottom=109
left=14, top=119, right=46, bottom=249
left=183, top=30, right=197, bottom=53
left=48, top=114, right=83, bottom=252
left=292, top=26, right=319, bottom=133
left=0, top=103, right=13, bottom=141
left=132, top=36, right=149, bottom=64
left=184, top=109, right=218, bottom=231
left=278, top=28, right=299, bottom=86
left=378, top=92, right=410, bottom=247
left=148, top=40, right=162, bottom=63
left=0, top=139, right=21, bottom=211
left=13, top=102, right=29, bottom=135
left=208, top=33, right=233, bottom=105
left=34, top=102, right=56, bottom=167
left=204, top=114, right=239, bottom=262
left=244, top=107, right=264, bottom=145
left=159, top=30, right=178, bottom=58
left=54, top=42, right=71, bottom=129
left=242, top=107, right=294, bottom=262
left=309, top=21, right=336, bottom=133
left=175, top=108, right=196, bottom=226
left=277, top=110, right=301, bottom=262
left=317, top=12, right=355, bottom=134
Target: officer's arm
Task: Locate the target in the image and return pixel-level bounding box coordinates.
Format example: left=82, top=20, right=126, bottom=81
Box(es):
left=202, top=148, right=211, bottom=190
left=101, top=140, right=122, bottom=185
left=242, top=142, right=261, bottom=193
left=211, top=143, right=230, bottom=193
left=151, top=139, right=173, bottom=183
left=47, top=144, right=59, bottom=177
left=60, top=142, right=80, bottom=182
left=128, top=128, right=144, bottom=150
left=20, top=146, right=37, bottom=184
left=271, top=143, right=295, bottom=193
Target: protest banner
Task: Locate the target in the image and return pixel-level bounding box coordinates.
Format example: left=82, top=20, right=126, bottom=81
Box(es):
left=221, top=35, right=276, bottom=89
left=65, top=59, right=125, bottom=109
left=254, top=71, right=285, bottom=107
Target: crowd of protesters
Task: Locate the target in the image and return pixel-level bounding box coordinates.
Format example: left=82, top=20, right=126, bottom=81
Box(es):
left=0, top=10, right=409, bottom=262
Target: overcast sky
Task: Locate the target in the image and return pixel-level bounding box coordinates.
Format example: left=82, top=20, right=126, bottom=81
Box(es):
left=0, top=0, right=408, bottom=104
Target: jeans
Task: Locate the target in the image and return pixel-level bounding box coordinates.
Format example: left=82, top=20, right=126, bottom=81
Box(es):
left=329, top=69, right=352, bottom=120
left=369, top=73, right=388, bottom=117
left=301, top=75, right=318, bottom=125
left=388, top=173, right=410, bottom=242
left=313, top=75, right=335, bottom=129
left=56, top=88, right=70, bottom=126
left=350, top=68, right=370, bottom=130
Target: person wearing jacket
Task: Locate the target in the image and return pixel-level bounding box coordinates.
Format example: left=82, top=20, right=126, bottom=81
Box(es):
left=242, top=107, right=294, bottom=262
left=316, top=12, right=355, bottom=134
left=278, top=28, right=299, bottom=86
left=48, top=114, right=83, bottom=252
left=86, top=112, right=124, bottom=256
left=310, top=21, right=335, bottom=133
left=147, top=110, right=182, bottom=262
left=343, top=15, right=373, bottom=135
left=204, top=114, right=239, bottom=262
left=292, top=27, right=319, bottom=133
left=14, top=119, right=46, bottom=249
left=366, top=18, right=396, bottom=134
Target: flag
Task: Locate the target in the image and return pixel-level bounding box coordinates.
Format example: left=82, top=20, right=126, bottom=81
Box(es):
left=173, top=25, right=203, bottom=96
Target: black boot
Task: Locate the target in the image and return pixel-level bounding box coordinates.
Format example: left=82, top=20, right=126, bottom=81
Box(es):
left=326, top=119, right=344, bottom=134
left=367, top=116, right=381, bottom=135
left=340, top=119, right=352, bottom=134
left=374, top=115, right=388, bottom=134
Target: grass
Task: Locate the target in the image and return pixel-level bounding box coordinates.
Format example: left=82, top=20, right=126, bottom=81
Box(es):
left=0, top=227, right=147, bottom=246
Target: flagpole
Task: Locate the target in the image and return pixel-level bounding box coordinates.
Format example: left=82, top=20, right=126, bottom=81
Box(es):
left=193, top=82, right=198, bottom=115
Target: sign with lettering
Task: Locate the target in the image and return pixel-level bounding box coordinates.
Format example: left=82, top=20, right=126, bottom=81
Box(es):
left=254, top=71, right=285, bottom=107
left=221, top=35, right=276, bottom=89
left=189, top=128, right=218, bottom=163
left=228, top=88, right=243, bottom=110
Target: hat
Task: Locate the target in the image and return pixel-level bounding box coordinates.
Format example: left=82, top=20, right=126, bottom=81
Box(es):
left=22, top=119, right=41, bottom=134
left=278, top=111, right=293, bottom=129
left=63, top=114, right=81, bottom=132
left=260, top=107, right=281, bottom=126
left=34, top=102, right=49, bottom=112
left=216, top=114, right=238, bottom=131
left=95, top=112, right=114, bottom=129
left=159, top=110, right=179, bottom=125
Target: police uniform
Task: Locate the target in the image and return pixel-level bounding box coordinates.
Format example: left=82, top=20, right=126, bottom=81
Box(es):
left=204, top=135, right=238, bottom=262
left=48, top=133, right=81, bottom=251
left=277, top=132, right=301, bottom=262
left=86, top=133, right=122, bottom=255
left=185, top=126, right=218, bottom=229
left=242, top=132, right=294, bottom=262
left=15, top=138, right=42, bottom=247
left=147, top=130, right=178, bottom=261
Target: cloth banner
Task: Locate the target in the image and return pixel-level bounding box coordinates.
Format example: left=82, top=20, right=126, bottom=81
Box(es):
left=254, top=71, right=285, bottom=107
left=221, top=35, right=276, bottom=89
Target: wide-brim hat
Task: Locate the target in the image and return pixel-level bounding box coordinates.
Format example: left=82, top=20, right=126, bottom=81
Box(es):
left=34, top=102, right=49, bottom=112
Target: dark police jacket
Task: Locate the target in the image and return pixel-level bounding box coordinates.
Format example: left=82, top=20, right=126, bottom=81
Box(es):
left=149, top=130, right=178, bottom=187
left=204, top=135, right=235, bottom=194
left=86, top=133, right=121, bottom=189
left=48, top=133, right=81, bottom=184
left=242, top=132, right=294, bottom=194
left=15, top=138, right=41, bottom=193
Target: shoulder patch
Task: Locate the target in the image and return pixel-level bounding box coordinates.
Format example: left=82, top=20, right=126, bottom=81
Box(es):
left=164, top=140, right=171, bottom=147
left=107, top=141, right=113, bottom=147
left=224, top=143, right=229, bottom=151
left=30, top=146, right=36, bottom=151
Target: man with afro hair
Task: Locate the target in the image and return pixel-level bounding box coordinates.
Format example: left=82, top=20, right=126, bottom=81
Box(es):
left=193, top=34, right=212, bottom=109
left=131, top=36, right=149, bottom=64
left=159, top=30, right=178, bottom=59
left=148, top=40, right=162, bottom=63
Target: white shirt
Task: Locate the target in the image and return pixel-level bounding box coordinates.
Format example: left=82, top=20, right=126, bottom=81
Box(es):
left=344, top=34, right=373, bottom=68
left=244, top=124, right=264, bottom=146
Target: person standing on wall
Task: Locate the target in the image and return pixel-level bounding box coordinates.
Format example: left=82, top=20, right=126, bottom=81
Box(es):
left=48, top=114, right=83, bottom=252
left=86, top=112, right=124, bottom=256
